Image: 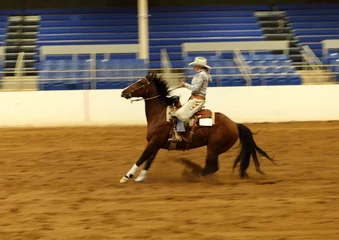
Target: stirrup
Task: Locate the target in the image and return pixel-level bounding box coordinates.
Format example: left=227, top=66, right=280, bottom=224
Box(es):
left=168, top=130, right=182, bottom=142
left=168, top=135, right=182, bottom=142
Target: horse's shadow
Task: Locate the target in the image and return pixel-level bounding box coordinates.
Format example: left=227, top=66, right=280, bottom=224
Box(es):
left=176, top=157, right=282, bottom=185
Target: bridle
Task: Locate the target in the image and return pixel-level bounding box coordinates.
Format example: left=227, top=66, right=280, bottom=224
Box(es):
left=125, top=75, right=184, bottom=103
left=127, top=77, right=161, bottom=103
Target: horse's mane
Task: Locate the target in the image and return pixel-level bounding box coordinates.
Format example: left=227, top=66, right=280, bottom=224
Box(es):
left=146, top=72, right=176, bottom=105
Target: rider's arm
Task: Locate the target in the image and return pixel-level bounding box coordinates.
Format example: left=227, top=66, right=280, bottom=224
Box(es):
left=184, top=74, right=204, bottom=92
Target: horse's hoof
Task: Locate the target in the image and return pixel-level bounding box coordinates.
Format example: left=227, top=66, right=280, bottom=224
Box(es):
left=134, top=177, right=145, bottom=183
left=119, top=176, right=129, bottom=183
left=134, top=170, right=147, bottom=182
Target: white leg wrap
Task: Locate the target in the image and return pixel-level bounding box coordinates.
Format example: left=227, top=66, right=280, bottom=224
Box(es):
left=135, top=170, right=148, bottom=182
left=126, top=164, right=139, bottom=178
left=119, top=164, right=139, bottom=183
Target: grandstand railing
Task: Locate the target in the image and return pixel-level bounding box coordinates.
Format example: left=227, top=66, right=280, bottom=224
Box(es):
left=301, top=45, right=323, bottom=71
left=14, top=52, right=25, bottom=84
left=233, top=49, right=252, bottom=86
left=160, top=48, right=183, bottom=89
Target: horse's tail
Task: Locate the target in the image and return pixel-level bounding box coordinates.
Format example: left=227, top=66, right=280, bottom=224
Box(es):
left=233, top=124, right=275, bottom=178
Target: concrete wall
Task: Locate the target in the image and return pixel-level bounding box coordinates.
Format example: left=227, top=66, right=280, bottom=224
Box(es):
left=0, top=84, right=338, bottom=127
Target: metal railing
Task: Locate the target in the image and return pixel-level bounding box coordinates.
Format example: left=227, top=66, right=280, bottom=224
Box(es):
left=1, top=50, right=339, bottom=91
left=1, top=64, right=339, bottom=91
left=233, top=49, right=252, bottom=86
left=301, top=45, right=324, bottom=71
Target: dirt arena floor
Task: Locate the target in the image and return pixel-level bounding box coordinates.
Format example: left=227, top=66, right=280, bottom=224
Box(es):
left=1, top=122, right=339, bottom=239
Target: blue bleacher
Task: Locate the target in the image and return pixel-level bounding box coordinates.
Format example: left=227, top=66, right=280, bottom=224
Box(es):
left=0, top=15, right=3, bottom=79
left=286, top=6, right=339, bottom=61
left=0, top=16, right=7, bottom=48
left=180, top=52, right=302, bottom=87
left=38, top=58, right=148, bottom=90
left=37, top=7, right=265, bottom=69
left=244, top=54, right=302, bottom=86
left=327, top=51, right=339, bottom=81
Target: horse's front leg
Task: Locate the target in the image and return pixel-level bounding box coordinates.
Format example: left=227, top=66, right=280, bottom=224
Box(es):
left=119, top=142, right=159, bottom=183
left=134, top=152, right=158, bottom=182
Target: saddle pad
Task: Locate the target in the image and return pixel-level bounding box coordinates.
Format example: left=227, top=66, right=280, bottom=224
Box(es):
left=167, top=106, right=215, bottom=126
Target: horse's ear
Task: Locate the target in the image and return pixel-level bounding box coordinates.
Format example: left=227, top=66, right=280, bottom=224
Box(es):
left=146, top=72, right=151, bottom=80
left=151, top=72, right=156, bottom=79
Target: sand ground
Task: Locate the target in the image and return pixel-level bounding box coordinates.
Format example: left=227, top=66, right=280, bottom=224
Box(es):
left=0, top=122, right=339, bottom=239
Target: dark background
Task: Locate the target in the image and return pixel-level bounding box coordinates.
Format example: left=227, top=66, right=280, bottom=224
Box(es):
left=1, top=0, right=339, bottom=10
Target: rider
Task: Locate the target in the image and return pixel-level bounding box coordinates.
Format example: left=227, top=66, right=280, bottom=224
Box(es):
left=168, top=56, right=212, bottom=142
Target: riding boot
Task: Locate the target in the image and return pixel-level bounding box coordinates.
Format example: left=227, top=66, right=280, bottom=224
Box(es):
left=168, top=119, right=182, bottom=142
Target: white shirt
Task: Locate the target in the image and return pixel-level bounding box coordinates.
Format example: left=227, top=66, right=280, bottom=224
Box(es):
left=184, top=69, right=212, bottom=97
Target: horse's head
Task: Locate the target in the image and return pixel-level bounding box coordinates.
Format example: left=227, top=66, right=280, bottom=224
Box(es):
left=121, top=72, right=158, bottom=99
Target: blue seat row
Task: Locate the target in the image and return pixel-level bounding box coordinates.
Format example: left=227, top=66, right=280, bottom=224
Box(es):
left=286, top=9, right=339, bottom=16
left=40, top=17, right=258, bottom=28
left=298, top=35, right=339, bottom=43
left=38, top=59, right=148, bottom=84
left=41, top=14, right=138, bottom=21
left=37, top=37, right=264, bottom=47
left=38, top=36, right=264, bottom=46
left=295, top=29, right=339, bottom=35
left=250, top=66, right=296, bottom=74
left=304, top=43, right=321, bottom=49
left=292, top=22, right=339, bottom=29
left=247, top=60, right=293, bottom=66
left=289, top=16, right=339, bottom=22
left=243, top=54, right=289, bottom=61
left=39, top=24, right=260, bottom=34
left=41, top=12, right=257, bottom=21
left=39, top=31, right=262, bottom=41
left=279, top=4, right=339, bottom=10
left=40, top=20, right=137, bottom=28
left=27, top=5, right=269, bottom=16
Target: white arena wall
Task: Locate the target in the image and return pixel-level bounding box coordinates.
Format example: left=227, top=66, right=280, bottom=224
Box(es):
left=0, top=85, right=338, bottom=127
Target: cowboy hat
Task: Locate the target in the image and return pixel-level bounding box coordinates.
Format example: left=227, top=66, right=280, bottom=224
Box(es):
left=188, top=57, right=211, bottom=69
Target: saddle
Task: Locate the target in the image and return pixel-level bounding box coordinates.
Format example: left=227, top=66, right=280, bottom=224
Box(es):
left=166, top=96, right=215, bottom=150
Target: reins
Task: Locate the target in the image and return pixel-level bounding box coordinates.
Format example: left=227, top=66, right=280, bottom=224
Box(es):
left=129, top=81, right=182, bottom=103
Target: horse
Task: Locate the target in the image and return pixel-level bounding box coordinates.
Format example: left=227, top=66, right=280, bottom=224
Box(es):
left=119, top=72, right=274, bottom=183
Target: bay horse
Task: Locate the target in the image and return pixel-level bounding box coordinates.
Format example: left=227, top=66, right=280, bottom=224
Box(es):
left=119, top=72, right=274, bottom=183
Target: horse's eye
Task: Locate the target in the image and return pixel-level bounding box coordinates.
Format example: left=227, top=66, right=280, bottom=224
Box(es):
left=138, top=82, right=143, bottom=86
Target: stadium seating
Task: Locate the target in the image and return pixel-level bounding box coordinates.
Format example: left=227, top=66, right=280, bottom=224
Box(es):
left=327, top=51, right=339, bottom=81
left=0, top=16, right=6, bottom=80
left=244, top=54, right=302, bottom=85
left=10, top=5, right=339, bottom=89
left=284, top=6, right=339, bottom=59
left=38, top=58, right=148, bottom=90
left=182, top=53, right=301, bottom=87
left=0, top=16, right=6, bottom=46
left=37, top=6, right=267, bottom=69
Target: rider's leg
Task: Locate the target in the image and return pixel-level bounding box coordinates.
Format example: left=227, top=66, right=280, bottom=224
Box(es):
left=168, top=99, right=204, bottom=142
left=168, top=118, right=182, bottom=142
left=174, top=99, right=205, bottom=122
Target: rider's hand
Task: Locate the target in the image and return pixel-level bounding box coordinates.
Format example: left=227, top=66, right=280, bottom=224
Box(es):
left=180, top=82, right=186, bottom=87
